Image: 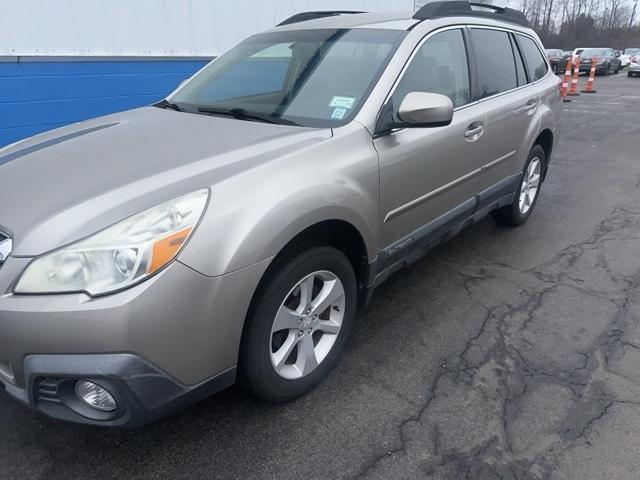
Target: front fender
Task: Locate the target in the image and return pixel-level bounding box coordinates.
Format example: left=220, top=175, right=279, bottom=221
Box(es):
left=179, top=124, right=380, bottom=277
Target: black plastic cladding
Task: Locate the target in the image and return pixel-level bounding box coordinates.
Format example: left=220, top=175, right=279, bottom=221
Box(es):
left=412, top=1, right=530, bottom=28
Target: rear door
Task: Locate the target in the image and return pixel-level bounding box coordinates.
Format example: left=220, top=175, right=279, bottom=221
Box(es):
left=468, top=27, right=542, bottom=201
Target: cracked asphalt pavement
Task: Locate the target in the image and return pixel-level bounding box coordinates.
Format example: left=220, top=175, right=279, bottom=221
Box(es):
left=2, top=74, right=640, bottom=480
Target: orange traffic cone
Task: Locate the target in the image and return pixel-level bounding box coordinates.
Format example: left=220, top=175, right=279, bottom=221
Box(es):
left=582, top=56, right=597, bottom=93
left=561, top=59, right=572, bottom=102
left=567, top=56, right=581, bottom=96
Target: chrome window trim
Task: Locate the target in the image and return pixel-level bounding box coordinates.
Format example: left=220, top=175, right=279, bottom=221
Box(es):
left=468, top=25, right=552, bottom=104
left=512, top=29, right=552, bottom=83
left=374, top=23, right=551, bottom=135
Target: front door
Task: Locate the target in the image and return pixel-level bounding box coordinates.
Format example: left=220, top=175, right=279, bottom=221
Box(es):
left=374, top=28, right=484, bottom=268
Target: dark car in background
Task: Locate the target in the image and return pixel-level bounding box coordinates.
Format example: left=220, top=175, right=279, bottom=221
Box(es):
left=578, top=48, right=621, bottom=75
left=545, top=49, right=568, bottom=73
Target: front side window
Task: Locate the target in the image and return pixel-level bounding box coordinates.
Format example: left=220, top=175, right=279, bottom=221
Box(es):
left=392, top=29, right=471, bottom=109
left=518, top=35, right=548, bottom=82
left=471, top=29, right=518, bottom=99
left=171, top=29, right=405, bottom=127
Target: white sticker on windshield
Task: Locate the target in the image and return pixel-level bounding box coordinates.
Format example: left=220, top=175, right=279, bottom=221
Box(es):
left=329, top=96, right=356, bottom=109
left=331, top=108, right=347, bottom=120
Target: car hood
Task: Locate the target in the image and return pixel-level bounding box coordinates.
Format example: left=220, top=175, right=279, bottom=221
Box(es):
left=0, top=107, right=332, bottom=256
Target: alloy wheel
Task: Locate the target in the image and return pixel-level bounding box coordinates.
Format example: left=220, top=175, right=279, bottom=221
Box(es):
left=519, top=158, right=542, bottom=215
left=270, top=271, right=345, bottom=380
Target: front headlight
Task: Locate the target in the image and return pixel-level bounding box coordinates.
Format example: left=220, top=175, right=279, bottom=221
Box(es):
left=15, top=189, right=209, bottom=296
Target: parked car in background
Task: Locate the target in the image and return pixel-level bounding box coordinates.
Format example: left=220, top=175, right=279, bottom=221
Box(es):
left=572, top=47, right=586, bottom=60
left=578, top=48, right=621, bottom=75
left=0, top=3, right=560, bottom=427
left=622, top=48, right=639, bottom=69
left=545, top=49, right=567, bottom=73
left=619, top=53, right=632, bottom=68
left=629, top=53, right=640, bottom=77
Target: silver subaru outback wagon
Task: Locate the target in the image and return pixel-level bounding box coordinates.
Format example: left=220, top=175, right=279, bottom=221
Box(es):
left=0, top=2, right=560, bottom=426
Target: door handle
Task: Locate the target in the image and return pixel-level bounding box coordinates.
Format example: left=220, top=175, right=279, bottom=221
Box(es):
left=524, top=100, right=538, bottom=113
left=464, top=124, right=484, bottom=142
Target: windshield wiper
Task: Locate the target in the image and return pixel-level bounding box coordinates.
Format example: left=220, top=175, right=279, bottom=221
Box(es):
left=197, top=107, right=298, bottom=126
left=155, top=99, right=184, bottom=112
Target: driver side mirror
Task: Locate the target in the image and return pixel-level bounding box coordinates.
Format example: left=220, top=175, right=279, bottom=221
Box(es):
left=375, top=92, right=455, bottom=135
left=397, top=92, right=454, bottom=127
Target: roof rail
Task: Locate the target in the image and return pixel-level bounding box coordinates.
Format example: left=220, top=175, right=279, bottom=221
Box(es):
left=413, top=1, right=530, bottom=28
left=277, top=11, right=366, bottom=27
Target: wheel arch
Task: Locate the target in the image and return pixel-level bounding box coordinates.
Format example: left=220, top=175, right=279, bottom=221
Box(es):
left=532, top=128, right=554, bottom=180
left=276, top=219, right=371, bottom=301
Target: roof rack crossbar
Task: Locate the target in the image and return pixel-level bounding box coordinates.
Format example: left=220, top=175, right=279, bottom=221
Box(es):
left=412, top=1, right=529, bottom=28
left=277, top=11, right=366, bottom=27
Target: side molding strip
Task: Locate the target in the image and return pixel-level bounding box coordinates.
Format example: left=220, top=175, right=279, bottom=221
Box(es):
left=384, top=150, right=516, bottom=223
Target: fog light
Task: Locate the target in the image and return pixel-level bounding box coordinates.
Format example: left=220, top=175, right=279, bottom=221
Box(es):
left=75, top=380, right=117, bottom=412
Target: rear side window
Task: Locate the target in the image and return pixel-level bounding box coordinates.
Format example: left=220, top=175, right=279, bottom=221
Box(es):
left=518, top=35, right=548, bottom=82
left=470, top=29, right=517, bottom=98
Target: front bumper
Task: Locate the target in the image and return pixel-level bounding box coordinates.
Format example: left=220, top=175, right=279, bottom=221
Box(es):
left=579, top=61, right=606, bottom=72
left=0, top=256, right=272, bottom=426
left=0, top=353, right=236, bottom=427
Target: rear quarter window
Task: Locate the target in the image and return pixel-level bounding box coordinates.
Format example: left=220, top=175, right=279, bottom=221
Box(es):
left=518, top=35, right=548, bottom=82
left=511, top=35, right=528, bottom=86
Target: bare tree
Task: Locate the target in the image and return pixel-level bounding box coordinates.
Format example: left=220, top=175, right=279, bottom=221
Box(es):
left=510, top=0, right=640, bottom=48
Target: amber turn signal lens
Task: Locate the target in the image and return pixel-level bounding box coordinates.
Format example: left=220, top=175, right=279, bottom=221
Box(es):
left=147, top=227, right=193, bottom=274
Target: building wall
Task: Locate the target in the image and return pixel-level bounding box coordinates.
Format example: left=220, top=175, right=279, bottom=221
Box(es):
left=1, top=0, right=415, bottom=57
left=0, top=58, right=209, bottom=146
left=1, top=0, right=417, bottom=147
left=0, top=0, right=415, bottom=147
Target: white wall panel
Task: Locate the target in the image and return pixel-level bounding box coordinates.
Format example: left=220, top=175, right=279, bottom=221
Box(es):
left=0, top=0, right=416, bottom=57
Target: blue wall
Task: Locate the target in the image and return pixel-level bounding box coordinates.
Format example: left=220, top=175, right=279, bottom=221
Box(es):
left=0, top=59, right=210, bottom=147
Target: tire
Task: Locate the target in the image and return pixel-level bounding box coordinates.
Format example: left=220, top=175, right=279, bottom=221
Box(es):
left=492, top=145, right=546, bottom=227
left=239, top=245, right=357, bottom=403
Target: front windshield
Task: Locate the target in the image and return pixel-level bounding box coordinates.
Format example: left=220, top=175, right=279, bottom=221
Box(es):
left=171, top=29, right=405, bottom=127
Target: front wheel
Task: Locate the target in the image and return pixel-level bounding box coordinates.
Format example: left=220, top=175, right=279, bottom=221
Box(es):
left=492, top=145, right=546, bottom=227
left=239, top=245, right=357, bottom=402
